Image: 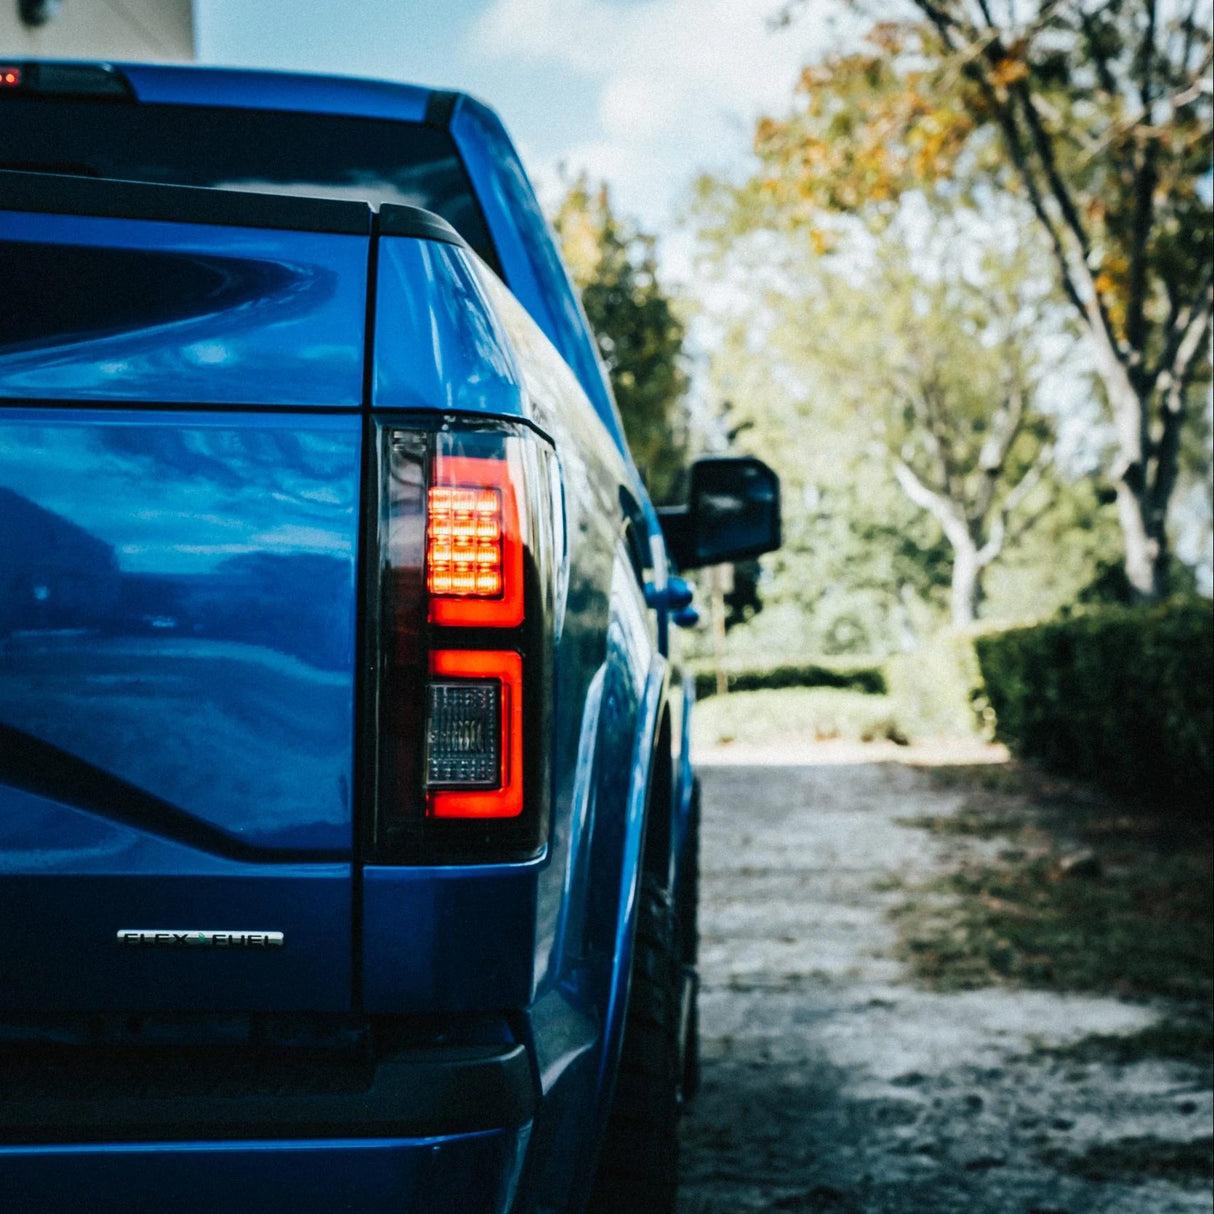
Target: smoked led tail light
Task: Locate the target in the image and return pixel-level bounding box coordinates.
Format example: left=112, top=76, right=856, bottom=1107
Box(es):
left=373, top=422, right=554, bottom=860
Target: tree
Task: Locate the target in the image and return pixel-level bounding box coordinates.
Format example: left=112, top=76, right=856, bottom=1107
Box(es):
left=746, top=1, right=1213, bottom=599
left=552, top=175, right=690, bottom=503
left=841, top=243, right=1057, bottom=626
left=725, top=224, right=1060, bottom=626
left=685, top=274, right=957, bottom=659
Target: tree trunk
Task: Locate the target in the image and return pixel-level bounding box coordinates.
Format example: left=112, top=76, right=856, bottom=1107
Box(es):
left=1114, top=476, right=1167, bottom=601
left=950, top=538, right=981, bottom=628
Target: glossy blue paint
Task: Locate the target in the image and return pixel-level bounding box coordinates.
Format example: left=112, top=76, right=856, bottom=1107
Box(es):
left=562, top=649, right=667, bottom=1214
left=362, top=863, right=539, bottom=1014
left=0, top=409, right=360, bottom=851
left=372, top=237, right=525, bottom=417
left=0, top=1128, right=528, bottom=1214
left=598, top=654, right=668, bottom=1089
left=671, top=674, right=697, bottom=895
left=459, top=259, right=668, bottom=1209
left=538, top=665, right=606, bottom=992
left=645, top=574, right=694, bottom=612
left=116, top=62, right=431, bottom=125
left=0, top=210, right=367, bottom=407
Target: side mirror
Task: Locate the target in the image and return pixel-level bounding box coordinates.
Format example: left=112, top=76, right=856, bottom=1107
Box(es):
left=658, top=456, right=781, bottom=571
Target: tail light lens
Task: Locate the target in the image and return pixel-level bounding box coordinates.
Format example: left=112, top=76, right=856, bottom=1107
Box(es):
left=370, top=420, right=555, bottom=863
left=426, top=649, right=524, bottom=819
left=426, top=457, right=524, bottom=626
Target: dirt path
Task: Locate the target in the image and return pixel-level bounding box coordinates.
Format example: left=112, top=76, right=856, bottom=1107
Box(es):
left=677, top=754, right=1212, bottom=1214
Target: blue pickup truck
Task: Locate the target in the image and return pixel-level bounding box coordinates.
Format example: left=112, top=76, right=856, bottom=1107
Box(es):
left=0, top=61, right=779, bottom=1213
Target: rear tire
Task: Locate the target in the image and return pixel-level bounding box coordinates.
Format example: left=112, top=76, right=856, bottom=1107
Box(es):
left=587, top=874, right=680, bottom=1214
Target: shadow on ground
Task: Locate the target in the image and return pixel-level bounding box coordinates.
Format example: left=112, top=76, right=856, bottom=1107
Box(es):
left=677, top=759, right=1212, bottom=1214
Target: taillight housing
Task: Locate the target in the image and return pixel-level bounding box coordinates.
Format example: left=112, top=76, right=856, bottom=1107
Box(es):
left=369, top=420, right=556, bottom=863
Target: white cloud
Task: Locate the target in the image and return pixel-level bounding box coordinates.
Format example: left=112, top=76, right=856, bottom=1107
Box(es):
left=469, top=0, right=848, bottom=230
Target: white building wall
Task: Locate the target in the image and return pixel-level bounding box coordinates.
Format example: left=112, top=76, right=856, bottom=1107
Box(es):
left=0, top=1, right=194, bottom=62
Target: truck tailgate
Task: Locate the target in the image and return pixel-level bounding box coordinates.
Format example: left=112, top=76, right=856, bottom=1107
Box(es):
left=0, top=175, right=366, bottom=1013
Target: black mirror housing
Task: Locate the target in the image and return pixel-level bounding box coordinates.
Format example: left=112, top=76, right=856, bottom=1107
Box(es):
left=659, top=456, right=781, bottom=570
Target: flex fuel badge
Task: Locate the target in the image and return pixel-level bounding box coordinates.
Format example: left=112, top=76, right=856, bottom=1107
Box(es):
left=117, top=929, right=284, bottom=949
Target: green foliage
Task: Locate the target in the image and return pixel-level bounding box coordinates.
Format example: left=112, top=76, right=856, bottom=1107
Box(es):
left=743, top=12, right=1213, bottom=363
left=691, top=687, right=905, bottom=748
left=981, top=475, right=1125, bottom=620
left=692, top=196, right=1083, bottom=634
left=551, top=174, right=689, bottom=503
left=748, top=5, right=1214, bottom=600
left=786, top=229, right=1062, bottom=625
left=686, top=284, right=956, bottom=660
left=975, top=600, right=1214, bottom=804
left=691, top=658, right=886, bottom=701
left=887, top=629, right=995, bottom=740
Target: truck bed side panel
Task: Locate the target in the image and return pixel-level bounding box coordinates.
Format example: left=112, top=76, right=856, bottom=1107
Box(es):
left=0, top=208, right=367, bottom=407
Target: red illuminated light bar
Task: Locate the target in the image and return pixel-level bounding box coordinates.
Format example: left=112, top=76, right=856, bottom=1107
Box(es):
left=426, top=455, right=523, bottom=627
left=426, top=649, right=523, bottom=819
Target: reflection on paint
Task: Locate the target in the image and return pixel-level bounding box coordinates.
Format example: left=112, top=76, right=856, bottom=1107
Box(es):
left=0, top=412, right=360, bottom=852
left=0, top=210, right=366, bottom=406
left=373, top=237, right=524, bottom=415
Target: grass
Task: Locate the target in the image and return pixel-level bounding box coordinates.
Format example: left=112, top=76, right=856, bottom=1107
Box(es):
left=1034, top=1019, right=1214, bottom=1068
left=691, top=687, right=907, bottom=748
left=886, top=763, right=1214, bottom=1001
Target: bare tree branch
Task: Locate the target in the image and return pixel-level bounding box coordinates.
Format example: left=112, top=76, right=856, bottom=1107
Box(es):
left=1150, top=261, right=1214, bottom=394
left=972, top=384, right=1027, bottom=520
left=1151, top=291, right=1213, bottom=517
left=1079, top=6, right=1121, bottom=96
left=1125, top=0, right=1160, bottom=372
left=893, top=457, right=972, bottom=553
left=1005, top=480, right=1061, bottom=547
left=914, top=1, right=1133, bottom=380
left=976, top=442, right=1053, bottom=567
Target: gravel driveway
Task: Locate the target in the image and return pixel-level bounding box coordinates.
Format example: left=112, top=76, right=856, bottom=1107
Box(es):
left=677, top=750, right=1212, bottom=1214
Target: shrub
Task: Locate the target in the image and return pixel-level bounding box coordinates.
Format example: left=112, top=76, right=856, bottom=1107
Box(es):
left=691, top=658, right=886, bottom=701
left=974, top=600, right=1213, bottom=805
left=690, top=687, right=905, bottom=748
left=886, top=629, right=995, bottom=740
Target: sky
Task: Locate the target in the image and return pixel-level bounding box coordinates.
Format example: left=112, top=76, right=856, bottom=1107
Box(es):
left=195, top=0, right=844, bottom=250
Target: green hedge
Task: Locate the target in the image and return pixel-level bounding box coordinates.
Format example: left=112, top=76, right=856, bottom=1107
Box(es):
left=691, top=658, right=887, bottom=701
left=974, top=600, right=1213, bottom=805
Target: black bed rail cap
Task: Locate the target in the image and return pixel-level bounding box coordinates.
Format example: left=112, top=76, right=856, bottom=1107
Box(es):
left=376, top=203, right=468, bottom=249
left=0, top=168, right=372, bottom=236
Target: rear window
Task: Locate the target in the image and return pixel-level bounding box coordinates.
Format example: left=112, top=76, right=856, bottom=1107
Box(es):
left=0, top=97, right=498, bottom=267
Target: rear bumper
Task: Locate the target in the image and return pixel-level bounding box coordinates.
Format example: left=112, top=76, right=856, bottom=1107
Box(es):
left=0, top=1129, right=530, bottom=1214
left=0, top=1040, right=535, bottom=1212
left=0, top=1041, right=534, bottom=1143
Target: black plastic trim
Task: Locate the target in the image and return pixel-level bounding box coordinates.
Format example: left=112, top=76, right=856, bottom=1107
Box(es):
left=0, top=1041, right=535, bottom=1143
left=0, top=60, right=133, bottom=99
left=423, top=89, right=460, bottom=131
left=376, top=203, right=468, bottom=248
left=0, top=168, right=371, bottom=235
